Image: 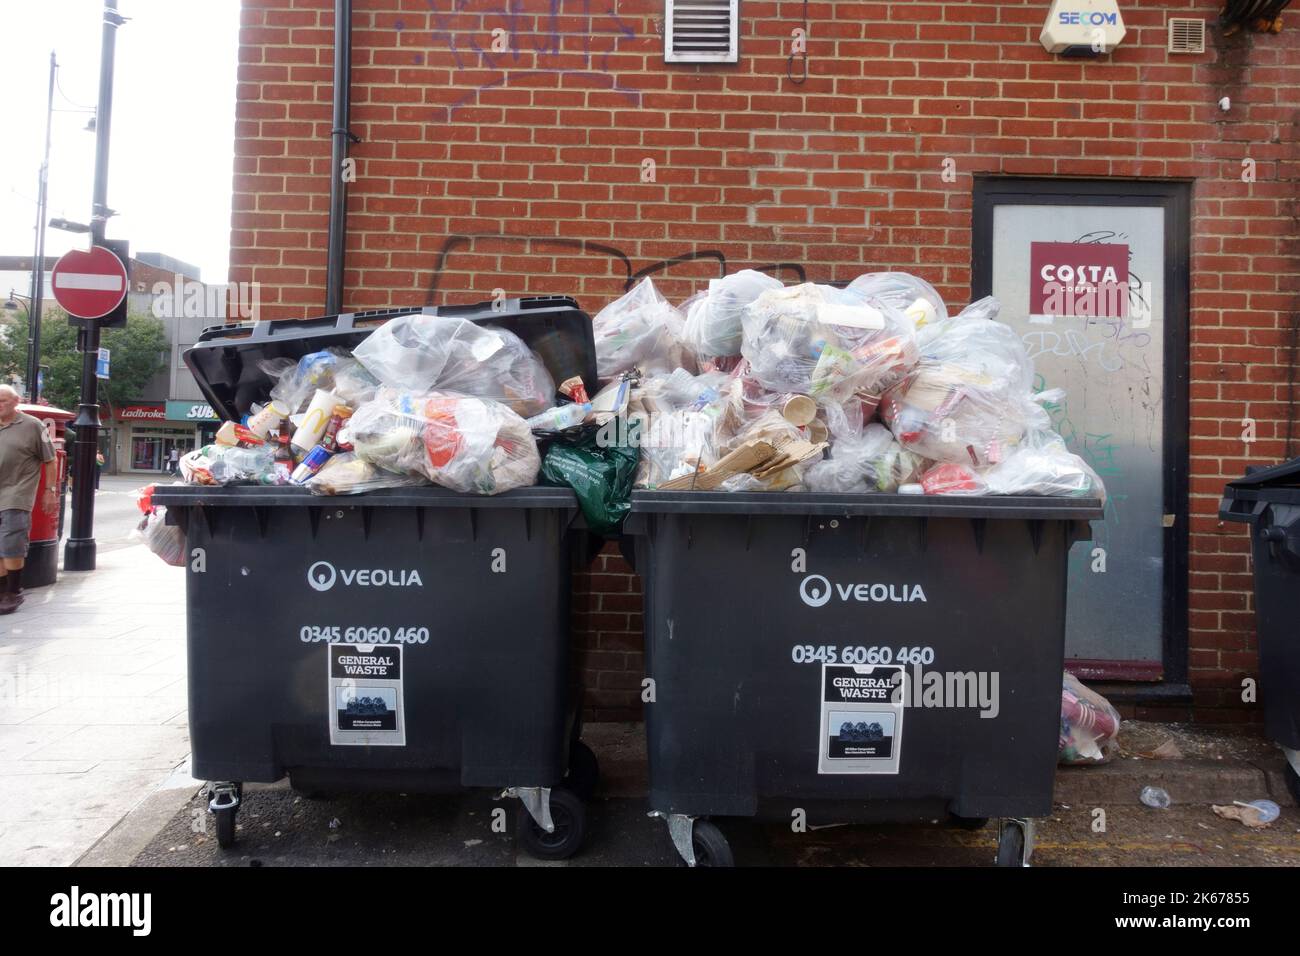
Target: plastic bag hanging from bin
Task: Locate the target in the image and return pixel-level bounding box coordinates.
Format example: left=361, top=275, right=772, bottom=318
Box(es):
left=539, top=421, right=640, bottom=535
left=352, top=313, right=556, bottom=418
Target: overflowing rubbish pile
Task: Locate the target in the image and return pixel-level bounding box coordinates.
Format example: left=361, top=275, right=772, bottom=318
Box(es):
left=174, top=271, right=1104, bottom=522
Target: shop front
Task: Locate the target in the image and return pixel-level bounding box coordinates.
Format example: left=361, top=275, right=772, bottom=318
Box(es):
left=165, top=399, right=221, bottom=448
left=114, top=404, right=199, bottom=475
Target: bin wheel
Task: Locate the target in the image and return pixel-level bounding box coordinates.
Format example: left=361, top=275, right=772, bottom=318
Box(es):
left=995, top=823, right=1026, bottom=867
left=690, top=820, right=734, bottom=867
left=1285, top=763, right=1300, bottom=805
left=565, top=740, right=600, bottom=801
left=214, top=807, right=237, bottom=849
left=516, top=789, right=586, bottom=861
left=950, top=814, right=989, bottom=831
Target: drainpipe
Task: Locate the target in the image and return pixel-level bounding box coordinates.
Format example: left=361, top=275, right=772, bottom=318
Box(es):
left=326, top=0, right=355, bottom=315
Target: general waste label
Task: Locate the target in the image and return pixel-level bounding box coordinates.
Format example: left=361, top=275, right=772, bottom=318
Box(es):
left=817, top=664, right=904, bottom=775
left=328, top=643, right=406, bottom=746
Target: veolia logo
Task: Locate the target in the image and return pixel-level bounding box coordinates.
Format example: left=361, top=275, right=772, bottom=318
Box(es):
left=799, top=574, right=928, bottom=607
left=308, top=561, right=337, bottom=592
left=800, top=574, right=833, bottom=607
left=307, top=560, right=423, bottom=592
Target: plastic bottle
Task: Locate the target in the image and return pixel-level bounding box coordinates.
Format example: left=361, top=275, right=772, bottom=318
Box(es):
left=526, top=402, right=591, bottom=433
left=1140, top=786, right=1171, bottom=809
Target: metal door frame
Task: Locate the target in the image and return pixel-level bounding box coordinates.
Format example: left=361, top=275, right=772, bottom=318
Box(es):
left=972, top=177, right=1190, bottom=700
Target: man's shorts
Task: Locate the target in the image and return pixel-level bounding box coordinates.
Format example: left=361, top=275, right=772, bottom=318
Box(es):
left=0, top=509, right=32, bottom=560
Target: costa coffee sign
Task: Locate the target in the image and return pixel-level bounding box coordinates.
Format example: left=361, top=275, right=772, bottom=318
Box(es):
left=1029, top=241, right=1129, bottom=319
left=117, top=405, right=166, bottom=422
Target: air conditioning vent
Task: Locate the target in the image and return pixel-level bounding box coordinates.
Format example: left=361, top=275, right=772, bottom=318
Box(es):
left=1168, top=17, right=1206, bottom=53
left=665, top=0, right=739, bottom=64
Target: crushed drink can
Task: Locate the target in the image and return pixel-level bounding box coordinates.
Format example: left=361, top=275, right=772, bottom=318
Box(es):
left=290, top=444, right=332, bottom=484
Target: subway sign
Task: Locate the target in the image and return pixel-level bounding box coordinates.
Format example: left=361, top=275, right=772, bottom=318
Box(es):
left=165, top=400, right=220, bottom=422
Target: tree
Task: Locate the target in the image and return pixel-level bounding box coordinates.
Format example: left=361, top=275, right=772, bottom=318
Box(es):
left=0, top=307, right=168, bottom=412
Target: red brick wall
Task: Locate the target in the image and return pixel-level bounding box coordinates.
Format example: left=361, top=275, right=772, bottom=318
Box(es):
left=232, top=0, right=1300, bottom=721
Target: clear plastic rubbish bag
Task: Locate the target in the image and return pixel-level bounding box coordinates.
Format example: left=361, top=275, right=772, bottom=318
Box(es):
left=140, top=508, right=186, bottom=567
left=681, top=269, right=783, bottom=360
left=845, top=271, right=949, bottom=331
left=631, top=371, right=730, bottom=489
left=1059, top=671, right=1121, bottom=765
left=348, top=389, right=540, bottom=494
left=804, top=422, right=924, bottom=493
left=591, top=277, right=689, bottom=381
left=257, top=348, right=360, bottom=416
left=881, top=296, right=1038, bottom=465
left=352, top=314, right=555, bottom=417
left=305, top=452, right=430, bottom=496
left=983, top=429, right=1106, bottom=500
left=740, top=282, right=918, bottom=405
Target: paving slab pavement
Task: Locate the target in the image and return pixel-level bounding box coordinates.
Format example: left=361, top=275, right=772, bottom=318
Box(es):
left=0, top=537, right=196, bottom=866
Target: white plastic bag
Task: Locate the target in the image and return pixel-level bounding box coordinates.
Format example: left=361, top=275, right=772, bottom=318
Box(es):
left=881, top=296, right=1038, bottom=465
left=681, top=269, right=783, bottom=359
left=348, top=389, right=540, bottom=494
left=140, top=508, right=186, bottom=567
left=591, top=277, right=689, bottom=380
left=846, top=271, right=949, bottom=331
left=353, top=314, right=555, bottom=417
left=983, top=430, right=1106, bottom=499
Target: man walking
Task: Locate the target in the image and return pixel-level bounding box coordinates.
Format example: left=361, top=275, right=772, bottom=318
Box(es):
left=0, top=384, right=57, bottom=614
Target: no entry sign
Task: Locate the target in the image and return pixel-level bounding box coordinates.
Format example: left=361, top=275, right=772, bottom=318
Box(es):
left=51, top=246, right=129, bottom=320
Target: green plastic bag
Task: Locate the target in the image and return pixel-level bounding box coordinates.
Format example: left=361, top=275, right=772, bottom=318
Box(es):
left=540, top=420, right=639, bottom=536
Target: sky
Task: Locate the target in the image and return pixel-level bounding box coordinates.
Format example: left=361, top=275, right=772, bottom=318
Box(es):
left=0, top=0, right=239, bottom=286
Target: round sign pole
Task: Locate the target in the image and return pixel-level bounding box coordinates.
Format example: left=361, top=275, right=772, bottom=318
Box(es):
left=65, top=0, right=125, bottom=574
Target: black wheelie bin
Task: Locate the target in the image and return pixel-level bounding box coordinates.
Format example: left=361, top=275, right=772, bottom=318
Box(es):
left=151, top=296, right=602, bottom=860
left=624, top=490, right=1103, bottom=866
left=1219, top=458, right=1300, bottom=804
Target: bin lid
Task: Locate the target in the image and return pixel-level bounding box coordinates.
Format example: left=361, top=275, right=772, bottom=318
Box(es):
left=183, top=296, right=598, bottom=423
left=629, top=490, right=1105, bottom=521
left=1223, top=456, right=1300, bottom=491
left=1220, top=456, right=1300, bottom=522
left=150, top=483, right=580, bottom=511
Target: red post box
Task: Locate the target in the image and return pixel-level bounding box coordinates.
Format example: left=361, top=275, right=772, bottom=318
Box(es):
left=18, top=402, right=75, bottom=589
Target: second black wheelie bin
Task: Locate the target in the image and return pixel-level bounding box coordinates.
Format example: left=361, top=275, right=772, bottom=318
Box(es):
left=152, top=296, right=602, bottom=860
left=1219, top=457, right=1300, bottom=804
left=625, top=490, right=1103, bottom=866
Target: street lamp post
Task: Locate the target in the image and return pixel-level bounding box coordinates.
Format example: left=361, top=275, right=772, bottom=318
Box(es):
left=26, top=52, right=56, bottom=404
left=4, top=292, right=40, bottom=401
left=64, top=0, right=124, bottom=574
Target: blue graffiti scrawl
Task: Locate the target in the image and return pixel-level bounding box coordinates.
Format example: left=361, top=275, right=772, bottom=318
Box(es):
left=418, top=0, right=643, bottom=118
